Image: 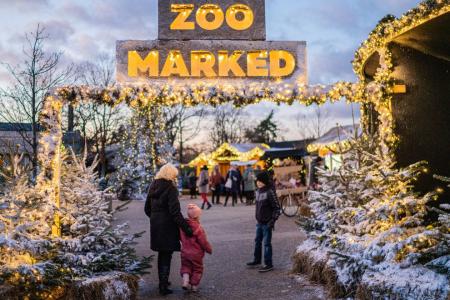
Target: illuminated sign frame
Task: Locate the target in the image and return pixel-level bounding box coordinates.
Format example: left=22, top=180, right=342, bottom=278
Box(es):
left=116, top=0, right=307, bottom=84
left=158, top=0, right=266, bottom=40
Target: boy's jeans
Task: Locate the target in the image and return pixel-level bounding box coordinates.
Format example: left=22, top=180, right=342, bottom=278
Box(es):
left=254, top=223, right=273, bottom=266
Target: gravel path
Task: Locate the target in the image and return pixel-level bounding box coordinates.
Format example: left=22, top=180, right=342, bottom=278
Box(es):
left=114, top=197, right=328, bottom=300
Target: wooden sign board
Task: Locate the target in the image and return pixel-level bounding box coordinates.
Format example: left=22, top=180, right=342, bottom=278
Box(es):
left=116, top=40, right=307, bottom=83
left=158, top=0, right=266, bottom=40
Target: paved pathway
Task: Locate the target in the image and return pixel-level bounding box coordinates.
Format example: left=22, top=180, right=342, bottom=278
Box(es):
left=114, top=197, right=328, bottom=300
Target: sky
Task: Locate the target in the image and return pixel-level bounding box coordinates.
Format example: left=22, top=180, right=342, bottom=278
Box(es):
left=0, top=0, right=422, bottom=142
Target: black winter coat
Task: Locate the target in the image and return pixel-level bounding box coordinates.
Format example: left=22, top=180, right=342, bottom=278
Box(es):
left=255, top=186, right=281, bottom=226
left=145, top=179, right=191, bottom=252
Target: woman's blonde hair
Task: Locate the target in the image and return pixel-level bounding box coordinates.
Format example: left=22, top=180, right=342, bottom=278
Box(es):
left=155, top=163, right=179, bottom=181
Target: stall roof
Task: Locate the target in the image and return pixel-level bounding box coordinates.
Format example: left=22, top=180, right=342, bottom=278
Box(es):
left=363, top=10, right=450, bottom=78
left=188, top=143, right=269, bottom=167
left=308, top=125, right=361, bottom=154
left=230, top=143, right=268, bottom=153
left=268, top=139, right=314, bottom=150
left=315, top=125, right=359, bottom=145
left=261, top=148, right=308, bottom=161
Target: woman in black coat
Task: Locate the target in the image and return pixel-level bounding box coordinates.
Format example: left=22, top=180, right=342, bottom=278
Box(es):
left=145, top=163, right=193, bottom=296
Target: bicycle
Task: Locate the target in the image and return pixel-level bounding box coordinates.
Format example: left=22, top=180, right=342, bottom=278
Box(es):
left=277, top=187, right=307, bottom=217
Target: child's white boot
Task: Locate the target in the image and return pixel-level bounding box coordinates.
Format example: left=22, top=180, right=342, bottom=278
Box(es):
left=191, top=285, right=199, bottom=293
left=182, top=273, right=190, bottom=290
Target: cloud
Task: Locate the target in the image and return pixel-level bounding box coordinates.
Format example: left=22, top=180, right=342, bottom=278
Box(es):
left=57, top=0, right=158, bottom=38
left=66, top=34, right=102, bottom=62
left=40, top=20, right=75, bottom=43
left=0, top=0, right=49, bottom=11
left=0, top=42, right=22, bottom=67
left=59, top=3, right=93, bottom=23
left=309, top=45, right=357, bottom=84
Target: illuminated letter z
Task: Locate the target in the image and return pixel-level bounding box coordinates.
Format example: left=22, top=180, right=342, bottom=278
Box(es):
left=170, top=4, right=195, bottom=30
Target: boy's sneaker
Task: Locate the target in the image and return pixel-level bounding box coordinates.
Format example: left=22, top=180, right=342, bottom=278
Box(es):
left=258, top=265, right=274, bottom=273
left=246, top=261, right=261, bottom=268
left=191, top=285, right=199, bottom=293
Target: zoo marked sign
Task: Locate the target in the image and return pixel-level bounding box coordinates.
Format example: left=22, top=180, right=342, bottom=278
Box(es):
left=116, top=0, right=307, bottom=83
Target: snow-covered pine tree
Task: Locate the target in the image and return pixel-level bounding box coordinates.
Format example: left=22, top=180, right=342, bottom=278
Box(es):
left=300, top=133, right=449, bottom=291
left=425, top=175, right=450, bottom=276
left=115, top=105, right=174, bottom=200
left=0, top=148, right=151, bottom=299
left=0, top=154, right=68, bottom=298
left=58, top=149, right=151, bottom=277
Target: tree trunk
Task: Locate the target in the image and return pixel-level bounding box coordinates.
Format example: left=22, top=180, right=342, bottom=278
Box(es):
left=179, top=122, right=183, bottom=163
left=101, top=137, right=107, bottom=178
left=68, top=105, right=74, bottom=132
left=31, top=66, right=38, bottom=180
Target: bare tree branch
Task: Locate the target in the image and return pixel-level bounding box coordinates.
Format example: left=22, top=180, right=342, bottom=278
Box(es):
left=296, top=105, right=332, bottom=139
left=0, top=24, right=76, bottom=178
left=208, top=105, right=247, bottom=148
left=73, top=54, right=125, bottom=177
left=162, top=105, right=206, bottom=163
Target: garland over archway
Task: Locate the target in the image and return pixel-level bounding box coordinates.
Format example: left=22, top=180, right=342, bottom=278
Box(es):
left=36, top=0, right=449, bottom=235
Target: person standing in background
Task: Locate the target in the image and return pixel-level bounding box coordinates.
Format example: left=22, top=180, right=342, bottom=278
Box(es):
left=237, top=167, right=244, bottom=204
left=188, top=171, right=197, bottom=199
left=224, top=165, right=240, bottom=207
left=198, top=166, right=212, bottom=210
left=243, top=165, right=256, bottom=205
left=209, top=165, right=223, bottom=205
left=254, top=165, right=262, bottom=178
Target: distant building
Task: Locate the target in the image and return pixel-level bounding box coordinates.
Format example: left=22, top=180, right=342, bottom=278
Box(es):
left=62, top=131, right=83, bottom=154
left=0, top=123, right=38, bottom=156
left=262, top=139, right=314, bottom=162
left=0, top=122, right=82, bottom=156
left=189, top=143, right=269, bottom=176
left=307, top=124, right=361, bottom=170
left=189, top=141, right=313, bottom=175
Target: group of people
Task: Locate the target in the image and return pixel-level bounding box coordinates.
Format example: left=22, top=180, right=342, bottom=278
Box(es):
left=145, top=163, right=280, bottom=296
left=188, top=164, right=263, bottom=208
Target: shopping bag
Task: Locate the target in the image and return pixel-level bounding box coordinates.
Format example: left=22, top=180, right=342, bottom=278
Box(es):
left=225, top=178, right=233, bottom=189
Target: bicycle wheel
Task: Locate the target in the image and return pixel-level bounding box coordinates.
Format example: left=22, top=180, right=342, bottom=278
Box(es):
left=281, top=194, right=299, bottom=217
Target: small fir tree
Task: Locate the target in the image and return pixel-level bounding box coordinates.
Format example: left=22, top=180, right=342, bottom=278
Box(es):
left=116, top=106, right=174, bottom=200
left=58, top=149, right=151, bottom=277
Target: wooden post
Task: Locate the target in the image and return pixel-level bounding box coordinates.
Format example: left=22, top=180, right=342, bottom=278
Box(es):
left=37, top=90, right=64, bottom=238
left=51, top=140, right=62, bottom=237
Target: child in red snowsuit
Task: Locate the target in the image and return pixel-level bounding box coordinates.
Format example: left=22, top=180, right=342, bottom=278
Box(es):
left=180, top=204, right=212, bottom=292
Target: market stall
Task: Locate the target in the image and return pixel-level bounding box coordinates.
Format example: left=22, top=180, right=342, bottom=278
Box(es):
left=188, top=143, right=268, bottom=176
left=307, top=124, right=361, bottom=170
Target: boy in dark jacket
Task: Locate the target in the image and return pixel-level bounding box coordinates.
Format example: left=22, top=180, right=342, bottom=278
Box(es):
left=247, top=171, right=281, bottom=272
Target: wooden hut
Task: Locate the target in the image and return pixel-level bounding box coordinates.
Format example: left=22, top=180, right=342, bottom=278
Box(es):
left=188, top=143, right=268, bottom=176
left=359, top=6, right=450, bottom=199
